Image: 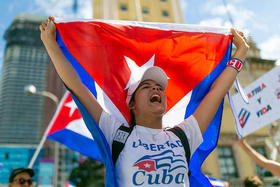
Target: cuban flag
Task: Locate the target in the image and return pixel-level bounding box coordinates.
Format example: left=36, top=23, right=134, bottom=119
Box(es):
left=50, top=19, right=232, bottom=187
left=47, top=91, right=101, bottom=162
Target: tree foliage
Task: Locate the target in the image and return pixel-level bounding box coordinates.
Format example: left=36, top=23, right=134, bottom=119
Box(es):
left=69, top=158, right=105, bottom=187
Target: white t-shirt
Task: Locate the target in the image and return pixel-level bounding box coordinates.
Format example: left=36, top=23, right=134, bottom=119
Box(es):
left=99, top=111, right=203, bottom=187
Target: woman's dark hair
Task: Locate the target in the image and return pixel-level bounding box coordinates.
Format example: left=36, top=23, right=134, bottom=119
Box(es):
left=129, top=92, right=136, bottom=127
left=130, top=110, right=136, bottom=127
left=243, top=176, right=263, bottom=187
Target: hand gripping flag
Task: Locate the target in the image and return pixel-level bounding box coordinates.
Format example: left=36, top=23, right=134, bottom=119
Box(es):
left=54, top=19, right=233, bottom=187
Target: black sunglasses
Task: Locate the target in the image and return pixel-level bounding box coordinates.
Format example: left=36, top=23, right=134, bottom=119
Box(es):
left=14, top=178, right=33, bottom=185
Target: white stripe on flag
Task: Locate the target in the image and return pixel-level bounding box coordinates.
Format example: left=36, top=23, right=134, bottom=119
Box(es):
left=55, top=18, right=231, bottom=35
left=163, top=91, right=192, bottom=128
left=66, top=119, right=94, bottom=140
left=95, top=82, right=129, bottom=125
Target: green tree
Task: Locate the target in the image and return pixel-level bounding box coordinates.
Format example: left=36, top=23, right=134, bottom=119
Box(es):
left=69, top=158, right=105, bottom=187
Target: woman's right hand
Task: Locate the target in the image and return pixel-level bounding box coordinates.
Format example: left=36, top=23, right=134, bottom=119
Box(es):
left=231, top=28, right=249, bottom=62
left=39, top=16, right=57, bottom=45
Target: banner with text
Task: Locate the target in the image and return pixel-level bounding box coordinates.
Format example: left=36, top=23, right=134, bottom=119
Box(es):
left=232, top=66, right=280, bottom=137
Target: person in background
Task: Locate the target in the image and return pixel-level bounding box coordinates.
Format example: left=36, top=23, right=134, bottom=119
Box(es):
left=238, top=138, right=280, bottom=176
left=243, top=176, right=263, bottom=187
left=9, top=168, right=34, bottom=187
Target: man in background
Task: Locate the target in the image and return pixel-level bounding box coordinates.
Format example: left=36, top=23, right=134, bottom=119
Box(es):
left=9, top=168, right=34, bottom=187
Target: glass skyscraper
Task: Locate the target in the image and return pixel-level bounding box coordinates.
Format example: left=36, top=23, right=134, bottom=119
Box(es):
left=0, top=14, right=49, bottom=144
left=0, top=14, right=49, bottom=184
left=0, top=14, right=78, bottom=186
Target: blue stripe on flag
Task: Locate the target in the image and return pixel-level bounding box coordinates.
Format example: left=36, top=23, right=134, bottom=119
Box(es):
left=47, top=129, right=102, bottom=162
left=71, top=93, right=118, bottom=187
left=56, top=32, right=118, bottom=187
left=186, top=43, right=232, bottom=186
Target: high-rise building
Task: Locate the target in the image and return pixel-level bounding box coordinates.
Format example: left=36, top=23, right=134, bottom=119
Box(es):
left=0, top=14, right=49, bottom=145
left=93, top=0, right=184, bottom=23
left=0, top=14, right=49, bottom=184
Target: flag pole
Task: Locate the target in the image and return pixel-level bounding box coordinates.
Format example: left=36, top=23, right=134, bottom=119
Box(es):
left=28, top=126, right=52, bottom=168
left=28, top=91, right=69, bottom=168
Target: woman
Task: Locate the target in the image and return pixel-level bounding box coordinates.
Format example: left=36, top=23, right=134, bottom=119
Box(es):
left=40, top=16, right=249, bottom=186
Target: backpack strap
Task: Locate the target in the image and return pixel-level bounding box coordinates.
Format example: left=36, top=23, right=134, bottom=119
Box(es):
left=112, top=124, right=133, bottom=166
left=167, top=126, right=191, bottom=176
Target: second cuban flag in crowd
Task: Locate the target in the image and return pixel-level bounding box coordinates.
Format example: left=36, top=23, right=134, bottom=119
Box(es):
left=51, top=19, right=233, bottom=186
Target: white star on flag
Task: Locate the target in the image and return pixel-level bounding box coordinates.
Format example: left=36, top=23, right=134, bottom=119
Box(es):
left=144, top=163, right=151, bottom=168
left=124, top=55, right=155, bottom=90
left=65, top=100, right=78, bottom=117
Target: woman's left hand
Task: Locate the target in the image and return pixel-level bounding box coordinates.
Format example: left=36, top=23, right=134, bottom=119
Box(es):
left=231, top=28, right=249, bottom=61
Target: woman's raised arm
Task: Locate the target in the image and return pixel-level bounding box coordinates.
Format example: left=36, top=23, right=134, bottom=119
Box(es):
left=40, top=16, right=103, bottom=124
left=193, top=28, right=249, bottom=134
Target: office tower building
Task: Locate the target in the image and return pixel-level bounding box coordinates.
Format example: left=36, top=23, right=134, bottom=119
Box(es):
left=93, top=0, right=184, bottom=23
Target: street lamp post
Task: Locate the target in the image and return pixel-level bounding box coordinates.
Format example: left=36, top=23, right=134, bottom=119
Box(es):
left=24, top=84, right=61, bottom=187
left=24, top=85, right=59, bottom=105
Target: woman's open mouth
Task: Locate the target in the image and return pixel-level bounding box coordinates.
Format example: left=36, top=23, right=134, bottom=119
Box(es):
left=150, top=94, right=161, bottom=103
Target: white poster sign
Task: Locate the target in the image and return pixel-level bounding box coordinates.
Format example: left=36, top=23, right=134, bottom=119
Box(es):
left=232, top=66, right=280, bottom=137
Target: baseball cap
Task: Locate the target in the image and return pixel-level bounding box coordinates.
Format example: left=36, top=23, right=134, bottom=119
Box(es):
left=126, top=66, right=168, bottom=104
left=9, top=168, right=34, bottom=182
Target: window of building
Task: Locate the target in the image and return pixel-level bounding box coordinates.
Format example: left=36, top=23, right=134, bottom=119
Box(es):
left=120, top=4, right=128, bottom=11
left=217, top=146, right=238, bottom=178
left=253, top=146, right=273, bottom=177
left=5, top=153, right=9, bottom=160
left=142, top=7, right=149, bottom=14
left=162, top=10, right=169, bottom=17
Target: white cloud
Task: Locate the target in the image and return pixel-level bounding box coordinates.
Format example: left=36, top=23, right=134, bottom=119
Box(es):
left=201, top=2, right=254, bottom=33
left=209, top=5, right=227, bottom=15
left=198, top=18, right=233, bottom=29
left=251, top=22, right=268, bottom=32
left=212, top=4, right=254, bottom=29
left=259, top=35, right=280, bottom=60
left=202, top=1, right=219, bottom=13
left=199, top=18, right=224, bottom=27
left=34, top=0, right=92, bottom=19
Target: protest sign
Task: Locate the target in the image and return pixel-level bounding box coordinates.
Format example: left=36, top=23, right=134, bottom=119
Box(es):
left=232, top=66, right=280, bottom=137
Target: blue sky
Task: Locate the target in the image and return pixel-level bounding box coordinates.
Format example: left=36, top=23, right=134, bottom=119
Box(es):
left=0, top=0, right=280, bottom=73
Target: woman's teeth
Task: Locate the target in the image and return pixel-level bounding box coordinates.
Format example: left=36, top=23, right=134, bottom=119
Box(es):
left=150, top=94, right=161, bottom=103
